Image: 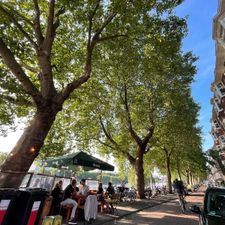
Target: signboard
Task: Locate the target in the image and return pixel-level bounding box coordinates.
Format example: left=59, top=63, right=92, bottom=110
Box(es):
left=0, top=199, right=10, bottom=224
left=27, top=201, right=41, bottom=225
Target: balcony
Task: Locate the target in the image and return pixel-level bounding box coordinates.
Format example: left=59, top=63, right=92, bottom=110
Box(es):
left=214, top=81, right=225, bottom=99
left=213, top=119, right=221, bottom=129
left=214, top=98, right=224, bottom=115
left=219, top=135, right=225, bottom=147
left=217, top=115, right=225, bottom=130
left=212, top=131, right=219, bottom=141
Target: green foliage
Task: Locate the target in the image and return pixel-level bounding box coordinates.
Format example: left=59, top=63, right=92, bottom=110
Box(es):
left=207, top=148, right=225, bottom=176
left=0, top=152, right=7, bottom=165
left=0, top=0, right=206, bottom=188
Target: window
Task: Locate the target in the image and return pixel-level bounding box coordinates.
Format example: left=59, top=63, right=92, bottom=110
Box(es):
left=214, top=120, right=220, bottom=128
left=207, top=192, right=225, bottom=217
left=220, top=137, right=225, bottom=144
left=217, top=82, right=223, bottom=89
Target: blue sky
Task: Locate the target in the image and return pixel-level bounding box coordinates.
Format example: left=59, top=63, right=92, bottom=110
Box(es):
left=0, top=0, right=218, bottom=152
left=176, top=0, right=217, bottom=150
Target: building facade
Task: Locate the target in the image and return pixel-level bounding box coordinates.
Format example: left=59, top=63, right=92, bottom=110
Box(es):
left=211, top=0, right=225, bottom=152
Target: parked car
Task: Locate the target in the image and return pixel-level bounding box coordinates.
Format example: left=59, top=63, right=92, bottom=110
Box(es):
left=190, top=187, right=225, bottom=225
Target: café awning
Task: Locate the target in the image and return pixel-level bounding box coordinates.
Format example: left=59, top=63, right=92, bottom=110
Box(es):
left=45, top=151, right=114, bottom=171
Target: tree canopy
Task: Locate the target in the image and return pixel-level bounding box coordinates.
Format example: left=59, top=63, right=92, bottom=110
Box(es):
left=0, top=0, right=206, bottom=194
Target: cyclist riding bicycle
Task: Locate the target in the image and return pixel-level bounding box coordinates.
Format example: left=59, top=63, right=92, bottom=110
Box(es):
left=173, top=179, right=186, bottom=213
left=173, top=179, right=185, bottom=195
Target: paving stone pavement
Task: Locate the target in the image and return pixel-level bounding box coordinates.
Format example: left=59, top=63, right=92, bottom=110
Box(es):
left=102, top=192, right=204, bottom=225
left=62, top=194, right=177, bottom=225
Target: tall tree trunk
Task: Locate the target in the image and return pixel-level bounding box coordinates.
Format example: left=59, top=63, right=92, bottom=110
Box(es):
left=190, top=171, right=192, bottom=185
left=135, top=150, right=145, bottom=199
left=0, top=106, right=59, bottom=188
left=165, top=154, right=172, bottom=193
left=176, top=160, right=182, bottom=180
left=186, top=169, right=190, bottom=185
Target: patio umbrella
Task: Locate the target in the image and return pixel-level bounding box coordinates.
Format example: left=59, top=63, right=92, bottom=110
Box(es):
left=45, top=151, right=114, bottom=171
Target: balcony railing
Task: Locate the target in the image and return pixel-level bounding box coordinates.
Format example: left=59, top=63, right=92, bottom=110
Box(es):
left=213, top=119, right=221, bottom=129
left=214, top=100, right=224, bottom=115
left=214, top=81, right=225, bottom=99
left=212, top=131, right=219, bottom=141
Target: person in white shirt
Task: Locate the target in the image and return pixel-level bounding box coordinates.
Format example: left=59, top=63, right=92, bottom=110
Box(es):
left=78, top=179, right=89, bottom=197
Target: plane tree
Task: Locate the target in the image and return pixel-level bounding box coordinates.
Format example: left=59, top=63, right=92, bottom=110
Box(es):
left=64, top=13, right=197, bottom=197
left=147, top=93, right=206, bottom=191
left=0, top=0, right=181, bottom=187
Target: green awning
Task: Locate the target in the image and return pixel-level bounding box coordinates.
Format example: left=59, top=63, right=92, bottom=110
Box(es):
left=45, top=151, right=114, bottom=171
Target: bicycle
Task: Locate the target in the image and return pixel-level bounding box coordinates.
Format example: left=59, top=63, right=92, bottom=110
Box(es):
left=123, top=188, right=136, bottom=202
left=144, top=188, right=152, bottom=199
left=178, top=193, right=186, bottom=213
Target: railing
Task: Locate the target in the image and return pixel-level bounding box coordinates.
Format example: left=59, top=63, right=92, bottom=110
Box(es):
left=0, top=171, right=71, bottom=192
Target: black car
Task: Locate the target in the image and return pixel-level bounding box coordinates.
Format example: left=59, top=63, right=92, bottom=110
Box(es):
left=190, top=187, right=225, bottom=225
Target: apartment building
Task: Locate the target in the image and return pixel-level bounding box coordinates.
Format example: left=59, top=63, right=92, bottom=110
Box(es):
left=211, top=0, right=225, bottom=151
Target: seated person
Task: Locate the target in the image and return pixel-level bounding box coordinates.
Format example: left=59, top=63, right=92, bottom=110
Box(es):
left=97, top=182, right=107, bottom=212
left=97, top=182, right=104, bottom=201
left=119, top=184, right=125, bottom=201
left=106, top=182, right=115, bottom=199
left=51, top=180, right=63, bottom=213
left=97, top=183, right=104, bottom=195
left=61, top=179, right=78, bottom=225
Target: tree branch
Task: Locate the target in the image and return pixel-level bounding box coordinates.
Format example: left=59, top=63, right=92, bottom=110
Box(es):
left=98, top=118, right=136, bottom=163
left=144, top=146, right=150, bottom=154
left=90, top=0, right=101, bottom=19
left=58, top=74, right=90, bottom=104
left=0, top=94, right=34, bottom=107
left=43, top=0, right=55, bottom=54
left=85, top=2, right=104, bottom=77
left=19, top=61, right=39, bottom=73
left=2, top=3, right=33, bottom=27
left=33, top=0, right=44, bottom=45
left=163, top=147, right=169, bottom=157
left=95, top=138, right=116, bottom=150
left=125, top=152, right=136, bottom=165
left=93, top=13, right=117, bottom=41
left=98, top=34, right=128, bottom=42
left=99, top=117, right=119, bottom=148
left=0, top=38, right=43, bottom=105
left=142, top=127, right=154, bottom=148
left=53, top=7, right=65, bottom=31
left=58, top=10, right=117, bottom=104
left=0, top=4, right=38, bottom=49
left=121, top=83, right=142, bottom=146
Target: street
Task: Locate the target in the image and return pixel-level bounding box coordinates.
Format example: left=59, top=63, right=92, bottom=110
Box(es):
left=103, top=193, right=204, bottom=225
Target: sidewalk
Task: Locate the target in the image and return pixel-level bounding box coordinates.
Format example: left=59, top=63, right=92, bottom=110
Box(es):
left=66, top=194, right=177, bottom=225
left=102, top=192, right=205, bottom=225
